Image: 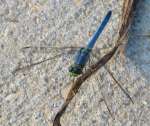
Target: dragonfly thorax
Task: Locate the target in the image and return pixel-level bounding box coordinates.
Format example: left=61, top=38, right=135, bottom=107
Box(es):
left=69, top=47, right=91, bottom=76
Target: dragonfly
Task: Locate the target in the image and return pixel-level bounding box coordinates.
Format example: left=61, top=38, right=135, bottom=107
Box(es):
left=13, top=10, right=112, bottom=76
left=69, top=10, right=112, bottom=76
left=12, top=10, right=133, bottom=125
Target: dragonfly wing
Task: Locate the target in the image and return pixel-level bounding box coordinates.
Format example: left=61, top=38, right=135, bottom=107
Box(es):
left=91, top=48, right=133, bottom=103
left=13, top=45, right=83, bottom=74
left=87, top=50, right=99, bottom=66
left=21, top=46, right=82, bottom=54
left=90, top=46, right=114, bottom=63
left=87, top=55, right=94, bottom=68
left=12, top=46, right=83, bottom=74
left=12, top=53, right=67, bottom=74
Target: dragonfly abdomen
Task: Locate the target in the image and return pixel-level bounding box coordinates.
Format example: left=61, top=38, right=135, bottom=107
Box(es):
left=87, top=11, right=112, bottom=49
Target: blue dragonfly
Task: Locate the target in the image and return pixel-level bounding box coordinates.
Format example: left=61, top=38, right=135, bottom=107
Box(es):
left=13, top=11, right=112, bottom=76
left=69, top=10, right=112, bottom=76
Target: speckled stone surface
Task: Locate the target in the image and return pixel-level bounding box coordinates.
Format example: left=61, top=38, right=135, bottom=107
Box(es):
left=0, top=0, right=150, bottom=126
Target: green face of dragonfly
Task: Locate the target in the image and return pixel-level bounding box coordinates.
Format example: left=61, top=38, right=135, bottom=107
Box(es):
left=69, top=48, right=91, bottom=77
left=69, top=64, right=83, bottom=77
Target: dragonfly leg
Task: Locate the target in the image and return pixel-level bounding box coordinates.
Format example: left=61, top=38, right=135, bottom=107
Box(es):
left=84, top=54, right=95, bottom=73
left=88, top=55, right=93, bottom=66
left=88, top=53, right=96, bottom=67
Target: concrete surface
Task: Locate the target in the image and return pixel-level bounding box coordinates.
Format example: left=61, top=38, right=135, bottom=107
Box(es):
left=0, top=0, right=150, bottom=126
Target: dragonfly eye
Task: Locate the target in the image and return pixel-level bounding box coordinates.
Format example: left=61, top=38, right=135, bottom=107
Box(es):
left=69, top=47, right=91, bottom=77
left=69, top=64, right=83, bottom=77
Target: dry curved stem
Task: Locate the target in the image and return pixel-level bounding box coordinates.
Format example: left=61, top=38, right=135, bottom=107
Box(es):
left=53, top=0, right=139, bottom=125
left=53, top=42, right=122, bottom=126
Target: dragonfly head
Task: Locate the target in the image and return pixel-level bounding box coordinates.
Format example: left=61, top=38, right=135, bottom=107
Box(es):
left=69, top=48, right=91, bottom=77
left=69, top=64, right=83, bottom=77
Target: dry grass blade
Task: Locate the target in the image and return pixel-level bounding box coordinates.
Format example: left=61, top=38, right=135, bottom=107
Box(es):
left=53, top=0, right=139, bottom=125
left=104, top=66, right=134, bottom=104
left=96, top=77, right=114, bottom=119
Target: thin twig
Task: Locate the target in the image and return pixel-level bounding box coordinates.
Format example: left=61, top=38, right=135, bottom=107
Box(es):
left=104, top=66, right=134, bottom=104
left=96, top=77, right=114, bottom=119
